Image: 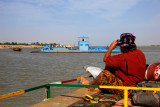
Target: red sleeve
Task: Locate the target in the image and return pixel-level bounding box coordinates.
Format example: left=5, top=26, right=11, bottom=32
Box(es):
left=105, top=54, right=126, bottom=68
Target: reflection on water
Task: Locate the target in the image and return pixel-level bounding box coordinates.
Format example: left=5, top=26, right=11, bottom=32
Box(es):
left=0, top=46, right=160, bottom=107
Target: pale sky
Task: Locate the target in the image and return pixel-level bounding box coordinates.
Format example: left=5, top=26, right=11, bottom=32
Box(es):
left=0, top=0, right=160, bottom=46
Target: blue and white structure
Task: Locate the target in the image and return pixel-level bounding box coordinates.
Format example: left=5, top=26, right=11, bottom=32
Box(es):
left=38, top=37, right=120, bottom=53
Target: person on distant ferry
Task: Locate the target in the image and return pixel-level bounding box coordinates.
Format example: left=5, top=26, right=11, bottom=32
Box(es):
left=81, top=33, right=146, bottom=95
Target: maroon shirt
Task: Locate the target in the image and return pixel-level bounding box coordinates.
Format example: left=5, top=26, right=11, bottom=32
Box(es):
left=105, top=49, right=146, bottom=86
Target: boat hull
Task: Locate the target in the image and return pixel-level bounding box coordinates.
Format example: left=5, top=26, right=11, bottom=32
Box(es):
left=39, top=46, right=120, bottom=53
left=30, top=50, right=120, bottom=53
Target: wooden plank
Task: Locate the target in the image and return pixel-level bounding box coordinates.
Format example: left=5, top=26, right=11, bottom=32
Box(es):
left=31, top=88, right=98, bottom=107
left=0, top=90, right=25, bottom=100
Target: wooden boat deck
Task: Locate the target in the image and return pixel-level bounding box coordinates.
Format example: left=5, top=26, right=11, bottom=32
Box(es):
left=31, top=88, right=142, bottom=107
left=31, top=88, right=98, bottom=107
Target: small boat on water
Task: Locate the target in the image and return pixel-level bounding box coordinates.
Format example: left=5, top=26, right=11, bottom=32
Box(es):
left=12, top=47, right=22, bottom=52
left=31, top=36, right=120, bottom=53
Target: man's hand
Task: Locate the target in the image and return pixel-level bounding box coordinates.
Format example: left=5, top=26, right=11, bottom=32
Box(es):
left=109, top=40, right=118, bottom=50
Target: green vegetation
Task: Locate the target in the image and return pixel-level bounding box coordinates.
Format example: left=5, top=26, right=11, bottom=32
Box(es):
left=0, top=42, right=57, bottom=46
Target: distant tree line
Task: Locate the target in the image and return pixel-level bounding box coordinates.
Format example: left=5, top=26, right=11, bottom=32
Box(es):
left=0, top=42, right=57, bottom=46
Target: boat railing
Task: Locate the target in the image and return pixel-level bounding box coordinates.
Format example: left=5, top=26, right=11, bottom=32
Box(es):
left=0, top=76, right=160, bottom=107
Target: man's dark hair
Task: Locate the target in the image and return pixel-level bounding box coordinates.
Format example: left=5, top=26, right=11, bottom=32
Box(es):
left=120, top=46, right=137, bottom=53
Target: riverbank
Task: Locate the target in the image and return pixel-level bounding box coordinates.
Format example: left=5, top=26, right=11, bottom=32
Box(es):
left=0, top=45, right=43, bottom=49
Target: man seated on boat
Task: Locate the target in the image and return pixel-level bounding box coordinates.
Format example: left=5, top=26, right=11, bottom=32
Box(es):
left=81, top=33, right=146, bottom=95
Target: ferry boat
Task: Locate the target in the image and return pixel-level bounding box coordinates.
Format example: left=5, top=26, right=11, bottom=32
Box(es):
left=32, top=37, right=120, bottom=53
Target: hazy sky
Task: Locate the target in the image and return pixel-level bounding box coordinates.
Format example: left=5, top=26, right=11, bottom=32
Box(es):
left=0, top=0, right=160, bottom=46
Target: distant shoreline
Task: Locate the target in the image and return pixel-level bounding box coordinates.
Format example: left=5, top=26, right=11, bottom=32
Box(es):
left=0, top=45, right=43, bottom=49
left=0, top=45, right=159, bottom=49
left=137, top=45, right=160, bottom=47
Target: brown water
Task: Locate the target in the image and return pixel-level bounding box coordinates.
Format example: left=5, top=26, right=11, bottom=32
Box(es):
left=0, top=46, right=160, bottom=107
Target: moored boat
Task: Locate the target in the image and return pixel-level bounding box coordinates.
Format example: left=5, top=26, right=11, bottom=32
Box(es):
left=12, top=47, right=22, bottom=51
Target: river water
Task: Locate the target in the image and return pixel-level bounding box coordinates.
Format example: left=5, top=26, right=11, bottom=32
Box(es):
left=0, top=46, right=160, bottom=107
